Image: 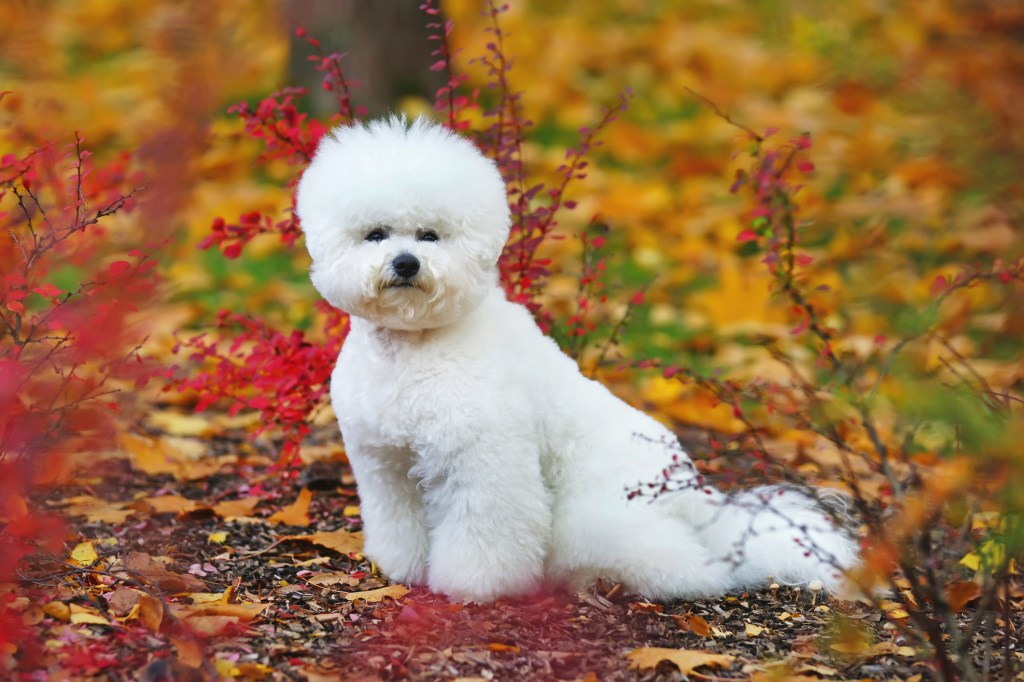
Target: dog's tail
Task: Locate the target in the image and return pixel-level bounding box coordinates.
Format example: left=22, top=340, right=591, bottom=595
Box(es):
left=668, top=483, right=859, bottom=593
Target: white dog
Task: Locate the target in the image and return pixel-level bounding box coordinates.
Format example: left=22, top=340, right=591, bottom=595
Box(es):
left=296, top=117, right=857, bottom=603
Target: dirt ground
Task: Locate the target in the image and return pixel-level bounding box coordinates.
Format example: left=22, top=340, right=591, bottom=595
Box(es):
left=10, top=420, right=1021, bottom=681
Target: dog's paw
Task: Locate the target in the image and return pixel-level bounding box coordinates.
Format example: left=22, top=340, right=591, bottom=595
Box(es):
left=426, top=545, right=541, bottom=603
left=365, top=539, right=428, bottom=586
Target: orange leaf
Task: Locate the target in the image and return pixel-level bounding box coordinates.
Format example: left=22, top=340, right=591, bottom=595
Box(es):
left=294, top=528, right=364, bottom=555
left=268, top=488, right=312, bottom=527
left=945, top=581, right=981, bottom=612
left=343, top=584, right=410, bottom=603
left=211, top=496, right=261, bottom=521
left=625, top=647, right=734, bottom=673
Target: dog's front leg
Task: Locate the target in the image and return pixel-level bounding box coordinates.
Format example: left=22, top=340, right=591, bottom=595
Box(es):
left=419, top=441, right=551, bottom=603
left=348, top=445, right=429, bottom=585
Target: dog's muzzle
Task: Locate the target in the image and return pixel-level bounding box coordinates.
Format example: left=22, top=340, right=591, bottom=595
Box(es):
left=389, top=253, right=420, bottom=287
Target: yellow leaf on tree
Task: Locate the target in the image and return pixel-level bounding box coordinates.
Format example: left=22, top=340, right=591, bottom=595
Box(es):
left=70, top=541, right=99, bottom=567
left=268, top=488, right=313, bottom=527
left=625, top=647, right=735, bottom=673
left=343, top=584, right=410, bottom=603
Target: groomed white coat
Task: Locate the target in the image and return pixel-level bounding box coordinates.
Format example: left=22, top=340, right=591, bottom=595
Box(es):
left=296, top=117, right=858, bottom=603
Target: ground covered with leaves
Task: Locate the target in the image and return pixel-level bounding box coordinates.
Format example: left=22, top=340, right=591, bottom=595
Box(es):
left=7, top=415, right=1017, bottom=681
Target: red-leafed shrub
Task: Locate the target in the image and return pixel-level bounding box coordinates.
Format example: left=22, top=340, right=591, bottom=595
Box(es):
left=0, top=120, right=156, bottom=657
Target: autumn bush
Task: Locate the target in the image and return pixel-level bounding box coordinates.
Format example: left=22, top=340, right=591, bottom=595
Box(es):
left=0, top=114, right=156, bottom=659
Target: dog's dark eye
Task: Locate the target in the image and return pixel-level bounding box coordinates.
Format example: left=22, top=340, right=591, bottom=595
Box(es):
left=418, top=230, right=439, bottom=243
left=365, top=228, right=388, bottom=243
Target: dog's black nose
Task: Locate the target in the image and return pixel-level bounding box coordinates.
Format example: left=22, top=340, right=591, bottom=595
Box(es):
left=391, top=253, right=420, bottom=279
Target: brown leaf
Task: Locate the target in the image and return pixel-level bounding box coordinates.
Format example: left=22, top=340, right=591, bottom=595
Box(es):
left=343, top=584, right=410, bottom=603
left=945, top=581, right=982, bottom=612
left=268, top=487, right=313, bottom=527
left=125, top=552, right=205, bottom=592
left=107, top=587, right=142, bottom=616
left=294, top=528, right=364, bottom=555
left=625, top=647, right=734, bottom=673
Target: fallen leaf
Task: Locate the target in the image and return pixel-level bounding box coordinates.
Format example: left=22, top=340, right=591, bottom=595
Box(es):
left=745, top=622, right=766, bottom=637
left=140, top=494, right=202, bottom=515
left=625, top=647, right=734, bottom=673
left=268, top=488, right=313, bottom=527
left=124, top=552, right=206, bottom=592
left=684, top=613, right=713, bottom=638
left=945, top=581, right=981, bottom=612
left=208, top=531, right=228, bottom=544
left=170, top=634, right=205, bottom=669
left=211, top=496, right=261, bottom=521
left=343, top=584, right=410, bottom=602
left=42, top=602, right=71, bottom=621
left=59, top=495, right=136, bottom=524
left=70, top=541, right=99, bottom=567
left=175, top=601, right=269, bottom=621
left=306, top=572, right=360, bottom=587
left=136, top=594, right=165, bottom=633
left=487, top=642, right=521, bottom=653
left=107, top=587, right=142, bottom=616
left=294, top=528, right=364, bottom=555
left=69, top=604, right=110, bottom=626
left=182, top=615, right=239, bottom=636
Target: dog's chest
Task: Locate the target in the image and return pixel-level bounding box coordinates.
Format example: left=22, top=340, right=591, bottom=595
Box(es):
left=333, top=338, right=468, bottom=450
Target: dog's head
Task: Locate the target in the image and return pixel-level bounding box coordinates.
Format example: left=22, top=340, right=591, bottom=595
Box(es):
left=296, top=116, right=510, bottom=331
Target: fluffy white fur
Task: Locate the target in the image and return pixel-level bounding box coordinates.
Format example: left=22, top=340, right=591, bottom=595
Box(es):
left=296, top=116, right=858, bottom=603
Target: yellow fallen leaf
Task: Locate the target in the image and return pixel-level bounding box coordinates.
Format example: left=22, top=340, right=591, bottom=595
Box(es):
left=70, top=541, right=99, bottom=567
left=208, top=532, right=228, bottom=544
left=294, top=528, right=364, bottom=555
left=745, top=622, right=766, bottom=637
left=343, top=584, right=410, bottom=602
left=830, top=640, right=871, bottom=655
left=69, top=604, right=110, bottom=626
left=342, top=505, right=360, bottom=517
left=625, top=647, right=734, bottom=674
left=268, top=488, right=313, bottom=527
left=187, top=592, right=227, bottom=605
left=43, top=602, right=71, bottom=621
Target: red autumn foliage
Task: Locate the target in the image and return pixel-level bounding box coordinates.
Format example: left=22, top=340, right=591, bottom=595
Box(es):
left=0, top=120, right=156, bottom=657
